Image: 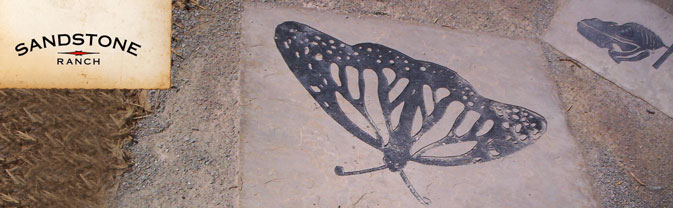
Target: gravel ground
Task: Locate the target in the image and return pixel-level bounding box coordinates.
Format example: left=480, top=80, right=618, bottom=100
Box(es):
left=111, top=1, right=243, bottom=207
left=111, top=1, right=673, bottom=207
left=543, top=43, right=673, bottom=207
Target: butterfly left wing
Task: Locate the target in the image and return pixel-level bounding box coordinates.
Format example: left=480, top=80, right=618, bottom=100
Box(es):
left=274, top=21, right=387, bottom=149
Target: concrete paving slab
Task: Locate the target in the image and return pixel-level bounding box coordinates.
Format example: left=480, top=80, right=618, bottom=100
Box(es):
left=544, top=0, right=673, bottom=118
left=241, top=4, right=595, bottom=207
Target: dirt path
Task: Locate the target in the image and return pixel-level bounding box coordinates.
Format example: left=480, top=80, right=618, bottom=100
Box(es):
left=111, top=1, right=243, bottom=207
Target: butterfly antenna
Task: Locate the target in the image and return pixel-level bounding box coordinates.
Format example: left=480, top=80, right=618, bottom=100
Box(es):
left=400, top=170, right=432, bottom=205
left=334, top=165, right=387, bottom=176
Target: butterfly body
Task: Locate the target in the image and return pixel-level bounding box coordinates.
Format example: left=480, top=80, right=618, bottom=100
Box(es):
left=382, top=131, right=413, bottom=171
left=274, top=21, right=547, bottom=205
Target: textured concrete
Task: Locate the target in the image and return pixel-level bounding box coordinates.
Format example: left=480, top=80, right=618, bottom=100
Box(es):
left=240, top=4, right=594, bottom=207
left=544, top=0, right=673, bottom=118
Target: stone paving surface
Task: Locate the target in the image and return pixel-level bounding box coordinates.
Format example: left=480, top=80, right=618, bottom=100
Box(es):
left=544, top=0, right=673, bottom=117
left=240, top=4, right=595, bottom=207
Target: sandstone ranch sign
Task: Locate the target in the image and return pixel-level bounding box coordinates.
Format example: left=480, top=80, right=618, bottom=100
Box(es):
left=0, top=1, right=171, bottom=89
left=15, top=33, right=142, bottom=65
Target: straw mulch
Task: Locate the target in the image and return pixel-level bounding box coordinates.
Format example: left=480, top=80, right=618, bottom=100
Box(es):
left=0, top=90, right=146, bottom=207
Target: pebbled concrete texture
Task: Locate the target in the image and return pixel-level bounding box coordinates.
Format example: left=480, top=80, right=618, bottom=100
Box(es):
left=240, top=4, right=594, bottom=207
left=544, top=0, right=673, bottom=117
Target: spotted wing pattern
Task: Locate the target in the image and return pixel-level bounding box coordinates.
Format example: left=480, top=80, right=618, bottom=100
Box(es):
left=274, top=21, right=547, bottom=167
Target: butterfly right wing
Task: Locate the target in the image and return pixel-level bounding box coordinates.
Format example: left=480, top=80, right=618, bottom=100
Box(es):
left=335, top=42, right=549, bottom=167
left=406, top=60, right=548, bottom=166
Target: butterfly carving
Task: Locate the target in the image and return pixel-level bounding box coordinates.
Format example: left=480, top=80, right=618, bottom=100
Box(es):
left=274, top=21, right=547, bottom=205
left=577, top=18, right=672, bottom=69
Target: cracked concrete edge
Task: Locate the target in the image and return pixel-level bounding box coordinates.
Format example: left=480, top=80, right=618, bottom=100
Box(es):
left=235, top=26, right=244, bottom=208
left=537, top=39, right=603, bottom=206
left=540, top=42, right=615, bottom=206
